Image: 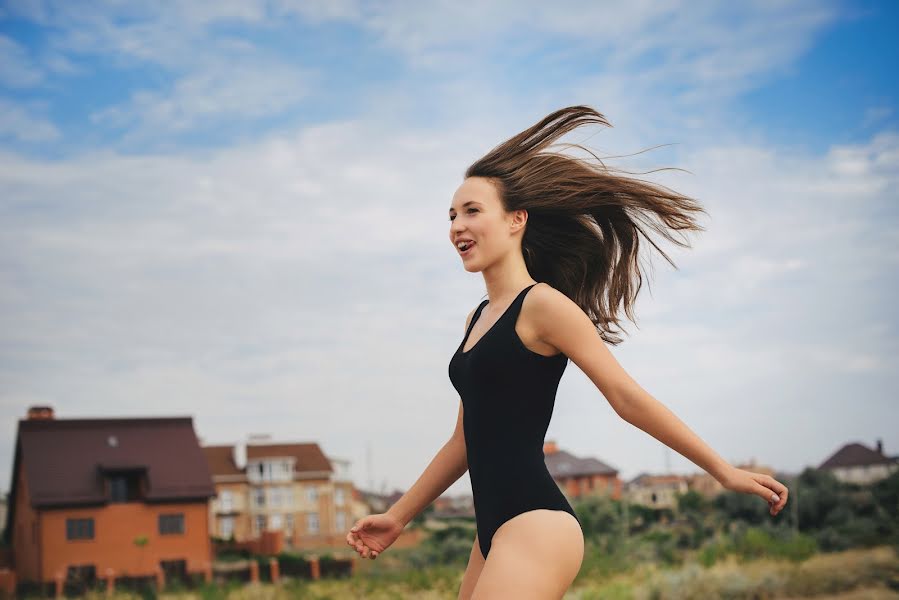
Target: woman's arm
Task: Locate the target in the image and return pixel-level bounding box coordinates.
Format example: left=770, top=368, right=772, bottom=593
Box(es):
left=527, top=284, right=788, bottom=516
left=386, top=403, right=468, bottom=526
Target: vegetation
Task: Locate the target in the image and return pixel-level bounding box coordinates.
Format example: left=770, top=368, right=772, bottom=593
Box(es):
left=16, top=467, right=899, bottom=598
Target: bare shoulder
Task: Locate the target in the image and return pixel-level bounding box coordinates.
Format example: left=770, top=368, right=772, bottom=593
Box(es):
left=525, top=282, right=637, bottom=414
left=525, top=282, right=583, bottom=318
left=524, top=282, right=595, bottom=342
left=517, top=282, right=586, bottom=355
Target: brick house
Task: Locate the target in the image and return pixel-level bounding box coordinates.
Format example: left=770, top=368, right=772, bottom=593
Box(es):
left=543, top=440, right=622, bottom=500
left=3, top=406, right=216, bottom=591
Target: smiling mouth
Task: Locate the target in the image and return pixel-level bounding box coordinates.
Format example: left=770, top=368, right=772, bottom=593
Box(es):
left=457, top=240, right=476, bottom=255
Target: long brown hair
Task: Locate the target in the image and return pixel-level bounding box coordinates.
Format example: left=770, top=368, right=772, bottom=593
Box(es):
left=465, top=105, right=707, bottom=345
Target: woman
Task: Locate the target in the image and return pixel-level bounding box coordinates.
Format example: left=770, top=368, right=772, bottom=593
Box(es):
left=345, top=105, right=789, bottom=599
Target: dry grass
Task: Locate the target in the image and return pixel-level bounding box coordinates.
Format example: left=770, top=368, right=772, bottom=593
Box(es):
left=66, top=546, right=898, bottom=600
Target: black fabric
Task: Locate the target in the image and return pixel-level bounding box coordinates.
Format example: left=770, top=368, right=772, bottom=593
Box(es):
left=448, top=283, right=580, bottom=558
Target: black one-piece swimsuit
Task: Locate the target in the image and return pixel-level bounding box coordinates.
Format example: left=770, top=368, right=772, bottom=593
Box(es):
left=448, top=283, right=581, bottom=559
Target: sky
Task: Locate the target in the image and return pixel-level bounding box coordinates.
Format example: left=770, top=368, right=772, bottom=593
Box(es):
left=1, top=1, right=897, bottom=500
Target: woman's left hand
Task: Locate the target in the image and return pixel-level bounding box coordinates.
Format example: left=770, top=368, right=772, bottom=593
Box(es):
left=720, top=467, right=789, bottom=516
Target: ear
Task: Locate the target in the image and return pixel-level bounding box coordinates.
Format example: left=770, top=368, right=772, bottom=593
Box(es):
left=510, top=208, right=528, bottom=233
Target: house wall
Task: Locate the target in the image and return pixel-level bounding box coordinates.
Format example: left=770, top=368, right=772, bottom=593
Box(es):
left=560, top=474, right=621, bottom=500
left=39, top=501, right=210, bottom=582
left=209, top=483, right=249, bottom=542
left=208, top=477, right=357, bottom=551
left=833, top=463, right=898, bottom=485
left=11, top=466, right=41, bottom=582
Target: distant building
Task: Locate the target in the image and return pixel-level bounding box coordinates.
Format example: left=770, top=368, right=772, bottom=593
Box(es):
left=431, top=493, right=474, bottom=519
left=543, top=441, right=622, bottom=500
left=202, top=437, right=355, bottom=551
left=626, top=473, right=689, bottom=509
left=3, top=405, right=215, bottom=590
left=819, top=439, right=899, bottom=485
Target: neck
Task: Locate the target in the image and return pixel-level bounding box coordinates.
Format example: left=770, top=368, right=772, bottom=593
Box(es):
left=480, top=249, right=536, bottom=305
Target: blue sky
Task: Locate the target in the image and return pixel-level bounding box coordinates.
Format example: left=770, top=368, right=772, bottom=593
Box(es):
left=1, top=1, right=897, bottom=498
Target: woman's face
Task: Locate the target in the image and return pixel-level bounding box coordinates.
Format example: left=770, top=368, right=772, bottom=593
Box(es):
left=449, top=177, right=525, bottom=273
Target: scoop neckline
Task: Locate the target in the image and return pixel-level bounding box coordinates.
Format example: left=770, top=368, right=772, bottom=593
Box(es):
left=459, top=283, right=537, bottom=355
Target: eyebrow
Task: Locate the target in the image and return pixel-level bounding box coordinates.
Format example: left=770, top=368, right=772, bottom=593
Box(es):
left=448, top=200, right=481, bottom=213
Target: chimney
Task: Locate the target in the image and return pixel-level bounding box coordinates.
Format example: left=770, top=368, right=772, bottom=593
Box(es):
left=543, top=440, right=559, bottom=455
left=27, top=405, right=55, bottom=420
left=233, top=441, right=247, bottom=470
left=876, top=438, right=883, bottom=455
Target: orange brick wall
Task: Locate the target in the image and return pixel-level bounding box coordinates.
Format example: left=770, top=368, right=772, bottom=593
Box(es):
left=11, top=467, right=41, bottom=582
left=39, top=501, right=211, bottom=582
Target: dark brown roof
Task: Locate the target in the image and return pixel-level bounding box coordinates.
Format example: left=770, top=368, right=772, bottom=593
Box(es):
left=202, top=445, right=243, bottom=476
left=819, top=442, right=897, bottom=469
left=13, top=416, right=215, bottom=509
left=545, top=449, right=617, bottom=478
left=202, top=442, right=333, bottom=476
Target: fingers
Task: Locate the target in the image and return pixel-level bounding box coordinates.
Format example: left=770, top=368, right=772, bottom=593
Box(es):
left=346, top=527, right=378, bottom=559
left=753, top=474, right=789, bottom=516
left=760, top=474, right=789, bottom=512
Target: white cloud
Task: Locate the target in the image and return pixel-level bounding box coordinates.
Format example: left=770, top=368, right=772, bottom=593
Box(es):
left=0, top=97, right=60, bottom=142
left=0, top=0, right=895, bottom=496
left=0, top=35, right=43, bottom=88
left=89, top=61, right=314, bottom=135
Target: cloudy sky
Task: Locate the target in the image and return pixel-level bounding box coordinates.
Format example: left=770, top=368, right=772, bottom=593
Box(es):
left=1, top=1, right=897, bottom=500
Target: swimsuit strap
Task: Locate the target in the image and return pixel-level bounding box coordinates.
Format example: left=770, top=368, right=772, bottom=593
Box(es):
left=461, top=298, right=490, bottom=347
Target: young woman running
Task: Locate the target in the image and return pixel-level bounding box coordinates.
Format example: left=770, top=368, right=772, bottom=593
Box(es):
left=345, top=105, right=789, bottom=599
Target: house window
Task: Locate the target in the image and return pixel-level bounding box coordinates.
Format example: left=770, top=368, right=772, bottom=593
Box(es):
left=334, top=488, right=345, bottom=506
left=249, top=459, right=293, bottom=483
left=270, top=487, right=281, bottom=507
left=270, top=514, right=283, bottom=530
left=255, top=515, right=266, bottom=534
left=335, top=511, right=346, bottom=532
left=109, top=473, right=141, bottom=502
left=220, top=490, right=234, bottom=512
left=285, top=514, right=294, bottom=535
left=284, top=486, right=294, bottom=507
left=159, top=559, right=188, bottom=586
left=253, top=487, right=265, bottom=507
left=307, top=512, right=319, bottom=534
left=66, top=518, right=94, bottom=540
left=64, top=564, right=97, bottom=596
left=159, top=514, right=185, bottom=535
left=220, top=516, right=234, bottom=539
left=306, top=486, right=318, bottom=503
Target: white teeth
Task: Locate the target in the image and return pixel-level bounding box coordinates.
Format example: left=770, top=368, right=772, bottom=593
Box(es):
left=457, top=240, right=474, bottom=250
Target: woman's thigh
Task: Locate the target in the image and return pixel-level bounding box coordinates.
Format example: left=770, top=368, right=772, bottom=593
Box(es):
left=457, top=534, right=486, bottom=600
left=471, top=509, right=583, bottom=600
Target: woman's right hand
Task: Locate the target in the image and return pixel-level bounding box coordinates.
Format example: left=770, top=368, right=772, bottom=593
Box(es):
left=345, top=513, right=404, bottom=559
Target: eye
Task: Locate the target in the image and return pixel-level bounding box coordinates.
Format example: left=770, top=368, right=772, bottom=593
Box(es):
left=448, top=208, right=478, bottom=221
left=450, top=208, right=478, bottom=221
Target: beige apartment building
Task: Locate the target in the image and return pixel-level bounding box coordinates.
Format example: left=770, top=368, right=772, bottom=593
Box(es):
left=202, top=437, right=355, bottom=551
